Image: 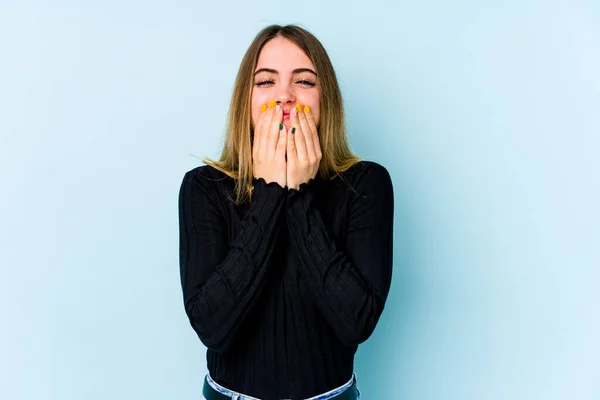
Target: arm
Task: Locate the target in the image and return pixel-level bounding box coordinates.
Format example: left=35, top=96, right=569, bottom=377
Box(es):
left=178, top=168, right=286, bottom=353
left=285, top=162, right=394, bottom=347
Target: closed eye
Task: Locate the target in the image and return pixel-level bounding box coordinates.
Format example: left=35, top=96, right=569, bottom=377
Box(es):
left=255, top=79, right=316, bottom=87
left=255, top=80, right=274, bottom=87
left=296, top=79, right=316, bottom=87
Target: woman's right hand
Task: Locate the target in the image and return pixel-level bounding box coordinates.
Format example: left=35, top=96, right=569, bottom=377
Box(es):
left=252, top=100, right=287, bottom=188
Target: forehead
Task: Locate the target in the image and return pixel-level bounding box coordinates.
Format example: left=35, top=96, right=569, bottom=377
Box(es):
left=256, top=37, right=315, bottom=71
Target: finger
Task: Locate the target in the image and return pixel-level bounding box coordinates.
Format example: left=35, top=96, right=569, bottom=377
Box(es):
left=287, top=117, right=297, bottom=164
left=276, top=119, right=287, bottom=160
left=297, top=104, right=316, bottom=164
left=253, top=103, right=268, bottom=160
left=291, top=104, right=308, bottom=162
left=259, top=100, right=276, bottom=157
left=266, top=103, right=283, bottom=158
left=303, top=105, right=322, bottom=159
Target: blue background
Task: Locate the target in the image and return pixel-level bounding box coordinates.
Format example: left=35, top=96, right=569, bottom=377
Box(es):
left=1, top=1, right=599, bottom=399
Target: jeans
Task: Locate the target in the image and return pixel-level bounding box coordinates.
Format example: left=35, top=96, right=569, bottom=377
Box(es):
left=201, top=372, right=361, bottom=400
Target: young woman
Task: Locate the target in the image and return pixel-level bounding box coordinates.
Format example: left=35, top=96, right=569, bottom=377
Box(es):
left=179, top=24, right=394, bottom=400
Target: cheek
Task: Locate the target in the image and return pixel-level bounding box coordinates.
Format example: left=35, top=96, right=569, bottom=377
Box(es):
left=311, top=102, right=321, bottom=128
left=298, top=96, right=321, bottom=126
left=250, top=99, right=262, bottom=128
left=308, top=94, right=320, bottom=127
left=251, top=93, right=272, bottom=127
left=251, top=107, right=259, bottom=128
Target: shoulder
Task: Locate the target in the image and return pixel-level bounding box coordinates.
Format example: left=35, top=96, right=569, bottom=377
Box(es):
left=180, top=165, right=233, bottom=197
left=339, top=160, right=392, bottom=188
left=184, top=164, right=230, bottom=182
left=333, top=160, right=393, bottom=206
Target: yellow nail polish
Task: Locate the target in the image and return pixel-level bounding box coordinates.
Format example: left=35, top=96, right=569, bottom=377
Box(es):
left=269, top=100, right=276, bottom=109
left=260, top=104, right=267, bottom=112
left=304, top=105, right=311, bottom=113
left=295, top=103, right=303, bottom=112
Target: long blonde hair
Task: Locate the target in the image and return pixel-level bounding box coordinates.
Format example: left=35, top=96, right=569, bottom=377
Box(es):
left=202, top=24, right=362, bottom=205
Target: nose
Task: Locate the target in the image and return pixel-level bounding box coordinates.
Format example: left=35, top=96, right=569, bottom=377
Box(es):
left=275, top=80, right=295, bottom=105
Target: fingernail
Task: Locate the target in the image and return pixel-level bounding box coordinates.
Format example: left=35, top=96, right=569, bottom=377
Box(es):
left=260, top=104, right=267, bottom=112
left=291, top=127, right=296, bottom=134
left=269, top=100, right=276, bottom=109
left=279, top=123, right=283, bottom=130
left=295, top=103, right=303, bottom=112
left=291, top=108, right=297, bottom=116
left=276, top=105, right=281, bottom=112
left=304, top=105, right=311, bottom=113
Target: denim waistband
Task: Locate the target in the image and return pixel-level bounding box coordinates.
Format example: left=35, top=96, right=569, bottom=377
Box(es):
left=205, top=372, right=357, bottom=400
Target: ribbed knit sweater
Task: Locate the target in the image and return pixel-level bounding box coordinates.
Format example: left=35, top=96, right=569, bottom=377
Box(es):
left=178, top=160, right=394, bottom=399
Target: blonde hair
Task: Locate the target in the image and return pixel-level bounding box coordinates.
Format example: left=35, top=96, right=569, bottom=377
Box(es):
left=202, top=24, right=362, bottom=205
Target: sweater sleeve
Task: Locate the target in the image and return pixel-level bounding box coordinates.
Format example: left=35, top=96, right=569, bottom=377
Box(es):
left=285, top=163, right=394, bottom=347
left=178, top=168, right=287, bottom=353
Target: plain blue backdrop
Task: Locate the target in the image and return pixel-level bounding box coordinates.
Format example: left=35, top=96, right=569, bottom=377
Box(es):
left=1, top=1, right=599, bottom=399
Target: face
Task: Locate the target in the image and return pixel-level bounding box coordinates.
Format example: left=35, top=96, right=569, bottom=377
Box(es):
left=251, top=36, right=321, bottom=132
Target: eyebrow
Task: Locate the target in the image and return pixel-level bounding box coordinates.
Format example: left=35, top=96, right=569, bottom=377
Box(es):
left=254, top=68, right=318, bottom=77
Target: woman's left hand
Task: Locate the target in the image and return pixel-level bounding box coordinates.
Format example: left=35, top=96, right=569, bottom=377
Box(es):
left=286, top=104, right=322, bottom=190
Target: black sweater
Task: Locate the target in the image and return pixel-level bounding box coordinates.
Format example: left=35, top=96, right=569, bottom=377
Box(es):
left=178, top=160, right=394, bottom=399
